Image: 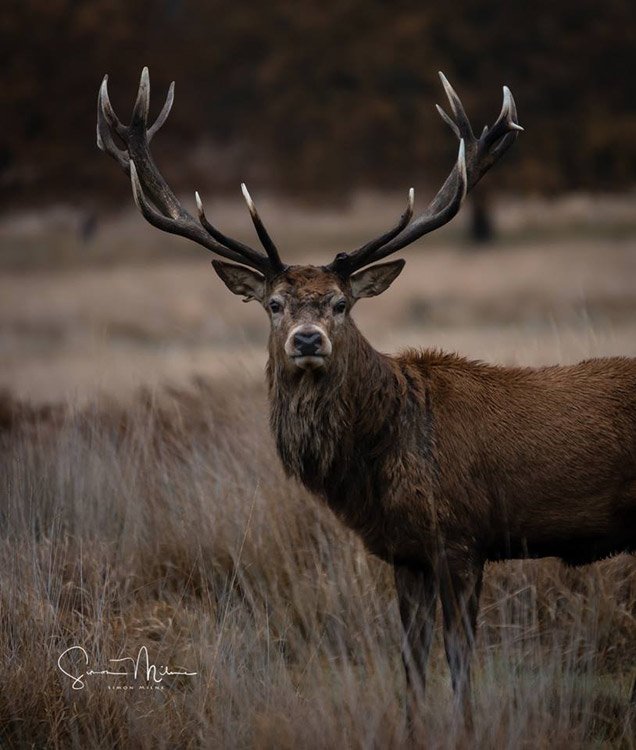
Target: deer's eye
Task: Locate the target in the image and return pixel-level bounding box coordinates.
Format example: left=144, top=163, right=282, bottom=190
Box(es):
left=333, top=299, right=347, bottom=314
left=268, top=299, right=283, bottom=314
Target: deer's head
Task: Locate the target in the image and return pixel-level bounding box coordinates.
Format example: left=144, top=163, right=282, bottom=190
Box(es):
left=213, top=261, right=404, bottom=371
left=97, top=68, right=522, bottom=374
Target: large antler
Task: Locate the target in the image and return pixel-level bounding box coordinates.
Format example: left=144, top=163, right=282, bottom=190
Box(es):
left=328, top=72, right=523, bottom=276
left=97, top=67, right=286, bottom=276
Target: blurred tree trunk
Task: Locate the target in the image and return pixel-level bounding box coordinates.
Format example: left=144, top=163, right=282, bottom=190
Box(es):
left=468, top=189, right=494, bottom=246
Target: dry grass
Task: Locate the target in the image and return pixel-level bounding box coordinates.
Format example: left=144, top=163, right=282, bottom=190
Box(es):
left=0, top=380, right=634, bottom=749
left=1, top=198, right=635, bottom=747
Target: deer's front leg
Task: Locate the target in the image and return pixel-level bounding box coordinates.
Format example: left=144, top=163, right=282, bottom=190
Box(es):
left=438, top=551, right=483, bottom=722
left=394, top=563, right=437, bottom=719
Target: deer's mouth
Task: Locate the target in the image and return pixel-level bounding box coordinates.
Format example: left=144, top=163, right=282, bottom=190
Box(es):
left=290, top=354, right=328, bottom=370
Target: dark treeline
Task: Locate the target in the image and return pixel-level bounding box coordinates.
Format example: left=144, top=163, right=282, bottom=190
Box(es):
left=1, top=0, right=635, bottom=208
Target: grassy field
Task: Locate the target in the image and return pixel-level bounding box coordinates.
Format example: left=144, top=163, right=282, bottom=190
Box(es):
left=1, top=195, right=635, bottom=747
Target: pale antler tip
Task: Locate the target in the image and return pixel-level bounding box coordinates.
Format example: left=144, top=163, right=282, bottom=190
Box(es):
left=438, top=72, right=462, bottom=118
left=138, top=67, right=150, bottom=93
left=457, top=139, right=468, bottom=200
left=194, top=190, right=203, bottom=215
left=501, top=86, right=523, bottom=131
left=133, top=68, right=151, bottom=123
left=129, top=161, right=142, bottom=209
left=439, top=71, right=454, bottom=95
left=241, top=183, right=256, bottom=213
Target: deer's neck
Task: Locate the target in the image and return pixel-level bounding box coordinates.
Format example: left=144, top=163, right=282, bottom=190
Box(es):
left=267, top=326, right=401, bottom=497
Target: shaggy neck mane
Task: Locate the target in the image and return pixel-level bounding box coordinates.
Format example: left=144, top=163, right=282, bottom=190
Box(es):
left=267, top=324, right=405, bottom=498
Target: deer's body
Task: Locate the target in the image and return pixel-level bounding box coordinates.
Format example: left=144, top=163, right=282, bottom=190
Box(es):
left=99, top=68, right=636, bottom=721
left=269, top=304, right=636, bottom=713
left=270, top=327, right=636, bottom=569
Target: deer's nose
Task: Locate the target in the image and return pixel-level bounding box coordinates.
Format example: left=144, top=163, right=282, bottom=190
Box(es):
left=293, top=330, right=323, bottom=356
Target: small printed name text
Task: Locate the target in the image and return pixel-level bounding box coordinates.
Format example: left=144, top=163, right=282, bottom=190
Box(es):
left=57, top=645, right=197, bottom=690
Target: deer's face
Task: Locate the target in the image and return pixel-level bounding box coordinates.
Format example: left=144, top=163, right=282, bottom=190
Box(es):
left=213, top=260, right=405, bottom=372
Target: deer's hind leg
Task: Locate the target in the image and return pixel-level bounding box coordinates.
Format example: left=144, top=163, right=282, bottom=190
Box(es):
left=438, top=551, right=484, bottom=724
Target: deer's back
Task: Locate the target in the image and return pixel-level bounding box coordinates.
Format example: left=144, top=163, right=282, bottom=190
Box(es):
left=407, top=352, right=636, bottom=564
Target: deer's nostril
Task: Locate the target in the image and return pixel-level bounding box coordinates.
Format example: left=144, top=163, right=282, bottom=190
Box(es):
left=294, top=331, right=322, bottom=356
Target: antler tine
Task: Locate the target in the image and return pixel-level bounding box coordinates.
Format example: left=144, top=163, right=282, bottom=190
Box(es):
left=131, top=66, right=150, bottom=126
left=435, top=104, right=461, bottom=139
left=485, top=86, right=524, bottom=162
left=438, top=72, right=475, bottom=141
left=124, top=68, right=187, bottom=220
left=329, top=188, right=415, bottom=276
left=97, top=68, right=284, bottom=276
left=148, top=81, right=175, bottom=141
left=361, top=139, right=467, bottom=263
left=481, top=86, right=523, bottom=153
left=97, top=76, right=129, bottom=172
left=99, top=76, right=127, bottom=138
left=328, top=73, right=522, bottom=273
left=129, top=163, right=270, bottom=271
left=241, top=184, right=286, bottom=273
left=195, top=190, right=272, bottom=261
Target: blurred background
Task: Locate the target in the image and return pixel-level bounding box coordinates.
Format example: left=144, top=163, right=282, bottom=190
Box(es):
left=1, top=0, right=635, bottom=402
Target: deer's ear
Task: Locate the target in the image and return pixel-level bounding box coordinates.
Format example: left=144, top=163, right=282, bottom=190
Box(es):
left=212, top=260, right=266, bottom=302
left=349, top=259, right=405, bottom=299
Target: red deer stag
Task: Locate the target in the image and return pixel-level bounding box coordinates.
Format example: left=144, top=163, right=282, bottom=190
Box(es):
left=98, top=68, right=636, bottom=717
